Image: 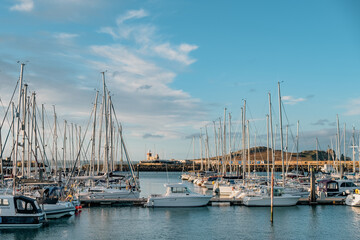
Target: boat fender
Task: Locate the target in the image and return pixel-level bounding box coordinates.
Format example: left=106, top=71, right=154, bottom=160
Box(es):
left=355, top=189, right=359, bottom=194
left=212, top=181, right=215, bottom=185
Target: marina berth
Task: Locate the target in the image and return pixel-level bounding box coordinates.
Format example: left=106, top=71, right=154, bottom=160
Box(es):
left=146, top=183, right=212, bottom=207
left=0, top=195, right=46, bottom=228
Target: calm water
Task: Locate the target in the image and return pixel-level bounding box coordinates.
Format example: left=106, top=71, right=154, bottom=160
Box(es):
left=1, top=172, right=360, bottom=240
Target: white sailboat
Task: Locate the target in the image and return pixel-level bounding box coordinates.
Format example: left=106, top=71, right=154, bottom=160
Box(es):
left=242, top=187, right=300, bottom=207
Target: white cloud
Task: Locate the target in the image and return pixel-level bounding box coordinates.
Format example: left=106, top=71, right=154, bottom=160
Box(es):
left=153, top=43, right=198, bottom=65
left=10, top=0, right=34, bottom=12
left=53, top=33, right=79, bottom=40
left=343, top=98, right=360, bottom=116
left=99, top=9, right=198, bottom=65
left=116, top=9, right=148, bottom=24
left=282, top=96, right=306, bottom=105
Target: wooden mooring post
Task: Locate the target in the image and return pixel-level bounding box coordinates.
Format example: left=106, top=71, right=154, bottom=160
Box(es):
left=309, top=167, right=317, bottom=205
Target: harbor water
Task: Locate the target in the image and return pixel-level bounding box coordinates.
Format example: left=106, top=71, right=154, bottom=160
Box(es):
left=1, top=172, right=360, bottom=240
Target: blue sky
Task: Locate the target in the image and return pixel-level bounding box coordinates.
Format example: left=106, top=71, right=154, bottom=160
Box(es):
left=0, top=0, right=360, bottom=162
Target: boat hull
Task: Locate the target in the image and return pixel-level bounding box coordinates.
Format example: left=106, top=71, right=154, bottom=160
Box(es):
left=146, top=196, right=212, bottom=207
left=243, top=195, right=300, bottom=207
left=80, top=189, right=140, bottom=201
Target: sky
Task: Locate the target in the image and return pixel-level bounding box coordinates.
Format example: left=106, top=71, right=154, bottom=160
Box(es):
left=0, top=0, right=360, bottom=162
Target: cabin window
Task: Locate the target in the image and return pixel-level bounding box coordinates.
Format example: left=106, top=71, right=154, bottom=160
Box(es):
left=171, top=187, right=189, bottom=193
left=0, top=199, right=9, bottom=206
left=327, top=183, right=338, bottom=190
left=15, top=198, right=37, bottom=214
left=340, top=183, right=346, bottom=188
left=349, top=182, right=357, bottom=187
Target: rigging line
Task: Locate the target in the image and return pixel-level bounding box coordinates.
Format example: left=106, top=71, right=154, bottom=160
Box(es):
left=184, top=137, right=193, bottom=160
left=110, top=103, right=137, bottom=183
left=0, top=78, right=19, bottom=129
left=65, top=105, right=94, bottom=187
left=280, top=100, right=297, bottom=145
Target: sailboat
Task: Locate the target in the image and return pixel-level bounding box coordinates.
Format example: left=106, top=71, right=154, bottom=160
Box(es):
left=76, top=72, right=140, bottom=202
left=242, top=186, right=300, bottom=207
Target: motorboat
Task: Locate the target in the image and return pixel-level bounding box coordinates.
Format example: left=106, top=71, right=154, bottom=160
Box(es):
left=146, top=183, right=212, bottom=207
left=32, top=186, right=76, bottom=219
left=242, top=187, right=300, bottom=207
left=345, top=189, right=360, bottom=206
left=41, top=201, right=75, bottom=219
left=0, top=195, right=46, bottom=228
left=317, top=179, right=358, bottom=197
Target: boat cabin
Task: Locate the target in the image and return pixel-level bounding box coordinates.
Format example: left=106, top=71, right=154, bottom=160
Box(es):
left=0, top=195, right=45, bottom=228
left=317, top=179, right=358, bottom=197
left=165, top=184, right=191, bottom=195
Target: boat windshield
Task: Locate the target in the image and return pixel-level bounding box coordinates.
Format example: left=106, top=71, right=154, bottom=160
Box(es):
left=171, top=187, right=190, bottom=194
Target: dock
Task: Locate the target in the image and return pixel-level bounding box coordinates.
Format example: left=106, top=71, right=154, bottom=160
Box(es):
left=80, top=197, right=346, bottom=207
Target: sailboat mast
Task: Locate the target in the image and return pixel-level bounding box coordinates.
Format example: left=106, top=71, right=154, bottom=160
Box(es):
left=13, top=63, right=25, bottom=194
left=268, top=93, right=275, bottom=171
left=297, top=121, right=299, bottom=175
left=223, top=108, right=227, bottom=173
left=90, top=91, right=99, bottom=175
left=242, top=101, right=246, bottom=182
left=266, top=114, right=269, bottom=182
left=278, top=82, right=285, bottom=186
left=21, top=84, right=28, bottom=177
left=229, top=112, right=232, bottom=174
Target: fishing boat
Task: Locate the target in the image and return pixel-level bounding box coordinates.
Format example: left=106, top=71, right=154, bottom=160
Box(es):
left=0, top=195, right=46, bottom=228
left=242, top=187, right=300, bottom=207
left=146, top=183, right=212, bottom=207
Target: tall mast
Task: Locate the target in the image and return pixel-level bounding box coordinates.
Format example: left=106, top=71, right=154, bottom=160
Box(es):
left=228, top=112, right=232, bottom=174
left=200, top=128, right=203, bottom=171
left=13, top=63, right=25, bottom=195
left=351, top=127, right=356, bottom=173
left=316, top=137, right=319, bottom=171
left=286, top=125, right=288, bottom=174
left=205, top=126, right=210, bottom=171
left=192, top=136, right=195, bottom=171
left=278, top=82, right=285, bottom=186
left=247, top=120, right=250, bottom=177
left=63, top=120, right=67, bottom=175
left=336, top=115, right=341, bottom=174
left=21, top=84, right=28, bottom=177
left=269, top=93, right=275, bottom=172
left=223, top=108, right=227, bottom=173
left=296, top=121, right=299, bottom=174
left=242, top=101, right=246, bottom=182
left=90, top=91, right=99, bottom=175
left=102, top=72, right=109, bottom=175
left=33, top=94, right=38, bottom=179
left=266, top=114, right=270, bottom=182
left=213, top=121, right=219, bottom=172
left=109, top=95, right=114, bottom=173
left=53, top=105, right=58, bottom=180
left=344, top=123, right=346, bottom=165
left=27, top=95, right=31, bottom=177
